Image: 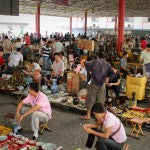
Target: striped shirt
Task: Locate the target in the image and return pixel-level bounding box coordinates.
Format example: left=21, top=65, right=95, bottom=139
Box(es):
left=42, top=45, right=52, bottom=57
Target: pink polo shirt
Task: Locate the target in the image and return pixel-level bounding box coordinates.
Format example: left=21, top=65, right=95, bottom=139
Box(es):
left=23, top=92, right=52, bottom=119
left=102, top=111, right=127, bottom=143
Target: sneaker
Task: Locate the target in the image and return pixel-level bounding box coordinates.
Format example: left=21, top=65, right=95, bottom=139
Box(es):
left=12, top=125, right=23, bottom=134
left=18, top=128, right=23, bottom=134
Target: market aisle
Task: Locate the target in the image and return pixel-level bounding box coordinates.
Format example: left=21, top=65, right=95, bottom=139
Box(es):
left=0, top=94, right=149, bottom=150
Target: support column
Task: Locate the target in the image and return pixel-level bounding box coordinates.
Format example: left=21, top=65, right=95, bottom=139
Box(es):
left=35, top=3, right=40, bottom=38
left=70, top=16, right=72, bottom=36
left=114, top=15, right=117, bottom=33
left=117, top=0, right=125, bottom=52
left=84, top=10, right=87, bottom=36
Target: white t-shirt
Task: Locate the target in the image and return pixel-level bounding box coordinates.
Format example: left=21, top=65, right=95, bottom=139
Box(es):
left=141, top=51, right=150, bottom=65
left=8, top=52, right=23, bottom=67
left=53, top=42, right=64, bottom=53
left=52, top=60, right=64, bottom=76
left=15, top=42, right=22, bottom=48
left=32, top=63, right=41, bottom=72
left=80, top=67, right=87, bottom=81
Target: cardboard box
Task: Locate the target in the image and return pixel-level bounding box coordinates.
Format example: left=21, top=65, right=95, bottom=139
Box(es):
left=67, top=73, right=80, bottom=95
left=85, top=40, right=94, bottom=51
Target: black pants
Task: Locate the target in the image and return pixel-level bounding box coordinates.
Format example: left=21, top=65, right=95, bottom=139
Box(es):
left=106, top=85, right=120, bottom=99
left=86, top=128, right=122, bottom=150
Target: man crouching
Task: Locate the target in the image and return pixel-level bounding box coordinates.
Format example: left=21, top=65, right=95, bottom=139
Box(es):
left=13, top=82, right=52, bottom=140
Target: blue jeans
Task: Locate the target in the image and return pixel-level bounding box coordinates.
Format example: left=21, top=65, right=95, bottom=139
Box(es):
left=42, top=57, right=52, bottom=70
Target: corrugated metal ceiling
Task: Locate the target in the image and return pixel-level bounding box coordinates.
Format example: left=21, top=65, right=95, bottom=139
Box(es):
left=19, top=0, right=150, bottom=17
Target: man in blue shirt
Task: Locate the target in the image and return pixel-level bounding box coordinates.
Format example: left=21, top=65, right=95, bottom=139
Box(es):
left=81, top=53, right=115, bottom=120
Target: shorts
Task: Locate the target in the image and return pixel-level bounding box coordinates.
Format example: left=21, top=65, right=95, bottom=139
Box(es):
left=86, top=82, right=106, bottom=110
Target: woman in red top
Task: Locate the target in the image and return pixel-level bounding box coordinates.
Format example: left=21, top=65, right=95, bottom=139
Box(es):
left=0, top=46, right=5, bottom=76
left=141, top=37, right=148, bottom=50
left=24, top=33, right=31, bottom=46
left=0, top=46, right=4, bottom=66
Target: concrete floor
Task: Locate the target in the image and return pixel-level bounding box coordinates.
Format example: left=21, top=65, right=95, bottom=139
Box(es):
left=0, top=93, right=150, bottom=150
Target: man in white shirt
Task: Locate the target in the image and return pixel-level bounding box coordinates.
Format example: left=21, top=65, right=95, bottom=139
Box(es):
left=8, top=48, right=23, bottom=68
left=3, top=36, right=12, bottom=64
left=44, top=53, right=64, bottom=84
left=25, top=59, right=41, bottom=73
left=15, top=38, right=22, bottom=49
left=51, top=53, right=64, bottom=78
left=53, top=38, right=64, bottom=54
left=24, top=59, right=41, bottom=83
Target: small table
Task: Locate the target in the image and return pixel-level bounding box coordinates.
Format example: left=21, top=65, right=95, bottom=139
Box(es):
left=127, top=118, right=146, bottom=140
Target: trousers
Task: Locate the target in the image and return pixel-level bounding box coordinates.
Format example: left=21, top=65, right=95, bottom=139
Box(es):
left=86, top=128, right=122, bottom=150
left=86, top=82, right=106, bottom=110
left=42, top=56, right=52, bottom=70
left=13, top=106, right=50, bottom=136
left=106, top=85, right=120, bottom=99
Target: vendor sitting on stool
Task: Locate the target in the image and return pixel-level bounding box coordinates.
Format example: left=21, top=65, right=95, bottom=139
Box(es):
left=44, top=53, right=64, bottom=85
left=120, top=51, right=135, bottom=78
left=83, top=103, right=127, bottom=150
left=13, top=82, right=52, bottom=140
left=106, top=63, right=121, bottom=101
left=23, top=59, right=41, bottom=83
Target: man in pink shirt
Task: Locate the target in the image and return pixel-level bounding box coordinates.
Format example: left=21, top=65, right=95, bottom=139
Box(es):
left=83, top=103, right=127, bottom=150
left=13, top=82, right=52, bottom=140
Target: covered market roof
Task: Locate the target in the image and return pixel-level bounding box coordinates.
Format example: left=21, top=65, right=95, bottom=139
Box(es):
left=19, top=0, right=150, bottom=17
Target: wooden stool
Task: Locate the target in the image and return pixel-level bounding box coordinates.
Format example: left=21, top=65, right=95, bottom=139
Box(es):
left=4, top=113, right=15, bottom=127
left=39, top=121, right=51, bottom=134
left=95, top=141, right=129, bottom=150
left=122, top=143, right=130, bottom=150
left=127, top=118, right=146, bottom=140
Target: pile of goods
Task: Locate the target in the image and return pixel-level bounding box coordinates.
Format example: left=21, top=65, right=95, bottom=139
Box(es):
left=47, top=91, right=86, bottom=108
left=0, top=126, right=11, bottom=136
left=0, top=71, right=26, bottom=92
left=0, top=133, right=58, bottom=150
left=121, top=107, right=150, bottom=123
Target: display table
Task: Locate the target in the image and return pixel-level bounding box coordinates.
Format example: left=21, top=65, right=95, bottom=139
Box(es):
left=0, top=133, right=59, bottom=150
